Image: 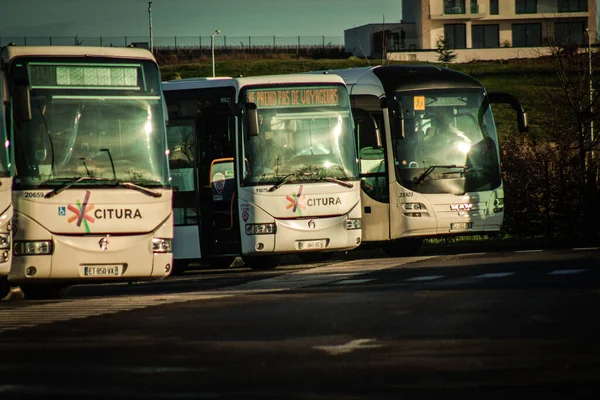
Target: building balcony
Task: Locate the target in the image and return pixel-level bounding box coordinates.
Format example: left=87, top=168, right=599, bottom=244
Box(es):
left=430, top=3, right=487, bottom=20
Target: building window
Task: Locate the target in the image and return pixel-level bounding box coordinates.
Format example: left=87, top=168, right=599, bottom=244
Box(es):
left=557, top=0, right=587, bottom=12
left=512, top=23, right=542, bottom=46
left=490, top=0, right=499, bottom=15
left=554, top=21, right=585, bottom=45
left=444, top=24, right=467, bottom=49
left=515, top=0, right=537, bottom=14
left=444, top=0, right=466, bottom=14
left=472, top=25, right=500, bottom=48
left=470, top=0, right=479, bottom=13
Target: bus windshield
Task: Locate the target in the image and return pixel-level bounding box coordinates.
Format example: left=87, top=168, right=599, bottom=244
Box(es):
left=243, top=86, right=358, bottom=186
left=11, top=59, right=169, bottom=188
left=393, top=89, right=501, bottom=194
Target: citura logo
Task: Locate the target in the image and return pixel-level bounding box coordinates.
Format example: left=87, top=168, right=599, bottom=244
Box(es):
left=286, top=185, right=306, bottom=216
left=67, top=191, right=95, bottom=233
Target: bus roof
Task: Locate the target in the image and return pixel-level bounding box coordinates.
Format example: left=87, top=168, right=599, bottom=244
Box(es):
left=316, top=65, right=483, bottom=96
left=2, top=46, right=157, bottom=64
left=162, top=73, right=345, bottom=92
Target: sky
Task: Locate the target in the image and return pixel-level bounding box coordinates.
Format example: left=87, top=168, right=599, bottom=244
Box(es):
left=0, top=0, right=403, bottom=39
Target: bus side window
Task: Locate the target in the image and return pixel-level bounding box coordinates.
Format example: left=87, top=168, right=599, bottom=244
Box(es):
left=354, top=109, right=388, bottom=203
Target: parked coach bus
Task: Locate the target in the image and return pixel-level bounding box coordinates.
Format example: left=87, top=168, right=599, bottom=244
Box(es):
left=1, top=46, right=173, bottom=298
left=0, top=66, right=13, bottom=300
left=320, top=65, right=527, bottom=256
left=162, top=74, right=362, bottom=272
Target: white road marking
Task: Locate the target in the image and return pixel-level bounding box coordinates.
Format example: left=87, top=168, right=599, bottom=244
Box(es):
left=459, top=252, right=488, bottom=256
left=547, top=269, right=587, bottom=275
left=314, top=338, right=383, bottom=355
left=472, top=272, right=515, bottom=279
left=515, top=249, right=544, bottom=253
left=573, top=247, right=600, bottom=251
left=332, top=279, right=376, bottom=285
left=405, top=275, right=445, bottom=282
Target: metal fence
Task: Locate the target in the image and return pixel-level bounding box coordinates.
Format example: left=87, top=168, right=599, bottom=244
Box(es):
left=0, top=35, right=345, bottom=48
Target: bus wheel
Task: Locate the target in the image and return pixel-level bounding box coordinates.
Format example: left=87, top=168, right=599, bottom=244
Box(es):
left=170, top=260, right=189, bottom=276
left=297, top=252, right=334, bottom=263
left=20, top=284, right=70, bottom=300
left=208, top=256, right=236, bottom=269
left=382, top=238, right=424, bottom=257
left=1, top=277, right=10, bottom=300
left=242, top=255, right=282, bottom=270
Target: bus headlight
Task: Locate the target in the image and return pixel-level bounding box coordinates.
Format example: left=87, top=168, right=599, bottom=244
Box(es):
left=13, top=240, right=53, bottom=256
left=345, top=218, right=361, bottom=230
left=402, top=203, right=426, bottom=217
left=152, top=238, right=173, bottom=253
left=494, top=198, right=504, bottom=213
left=0, top=233, right=10, bottom=250
left=245, top=223, right=276, bottom=235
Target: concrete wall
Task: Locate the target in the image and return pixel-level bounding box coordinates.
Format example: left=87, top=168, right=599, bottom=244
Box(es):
left=387, top=46, right=554, bottom=63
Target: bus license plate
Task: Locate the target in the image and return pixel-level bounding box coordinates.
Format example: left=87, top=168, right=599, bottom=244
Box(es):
left=296, top=239, right=327, bottom=250
left=83, top=265, right=122, bottom=277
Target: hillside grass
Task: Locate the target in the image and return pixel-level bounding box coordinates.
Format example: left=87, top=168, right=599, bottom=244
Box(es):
left=159, top=56, right=562, bottom=140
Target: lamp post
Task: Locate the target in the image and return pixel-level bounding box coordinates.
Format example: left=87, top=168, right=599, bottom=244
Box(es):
left=586, top=28, right=594, bottom=157
left=148, top=2, right=153, bottom=52
left=211, top=29, right=221, bottom=77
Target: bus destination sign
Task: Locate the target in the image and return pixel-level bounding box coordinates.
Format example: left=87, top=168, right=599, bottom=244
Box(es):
left=247, top=87, right=340, bottom=108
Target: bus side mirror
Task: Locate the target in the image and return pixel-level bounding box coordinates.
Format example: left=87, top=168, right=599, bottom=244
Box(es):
left=246, top=102, right=259, bottom=137
left=12, top=84, right=32, bottom=122
left=381, top=96, right=404, bottom=139
left=9, top=64, right=32, bottom=122
left=488, top=92, right=528, bottom=134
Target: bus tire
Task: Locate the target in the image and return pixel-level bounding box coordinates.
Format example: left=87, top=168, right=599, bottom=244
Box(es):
left=242, top=255, right=282, bottom=270
left=1, top=276, right=10, bottom=300
left=297, top=252, right=334, bottom=263
left=170, top=260, right=189, bottom=276
left=208, top=256, right=236, bottom=269
left=20, top=284, right=70, bottom=300
left=382, top=238, right=424, bottom=257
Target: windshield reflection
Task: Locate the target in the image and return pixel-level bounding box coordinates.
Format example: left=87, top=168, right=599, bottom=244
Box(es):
left=393, top=89, right=502, bottom=194
left=244, top=109, right=358, bottom=186
left=15, top=94, right=169, bottom=188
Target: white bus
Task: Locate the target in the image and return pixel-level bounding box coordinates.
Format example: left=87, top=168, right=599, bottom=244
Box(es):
left=0, top=66, right=13, bottom=300
left=322, top=65, right=527, bottom=256
left=162, top=74, right=362, bottom=271
left=2, top=46, right=173, bottom=298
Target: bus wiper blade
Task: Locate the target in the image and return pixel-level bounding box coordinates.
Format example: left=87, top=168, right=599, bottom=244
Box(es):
left=415, top=165, right=465, bottom=184
left=44, top=177, right=105, bottom=198
left=322, top=177, right=354, bottom=188
left=117, top=181, right=162, bottom=198
left=267, top=173, right=295, bottom=192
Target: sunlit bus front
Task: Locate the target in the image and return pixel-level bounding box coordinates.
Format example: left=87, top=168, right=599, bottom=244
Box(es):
left=5, top=53, right=172, bottom=292
left=0, top=71, right=13, bottom=279
left=239, top=85, right=362, bottom=255
left=390, top=89, right=504, bottom=237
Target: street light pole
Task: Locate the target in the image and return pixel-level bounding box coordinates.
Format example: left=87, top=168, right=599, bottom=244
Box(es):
left=586, top=28, right=594, bottom=157
left=148, top=2, right=153, bottom=52
left=211, top=29, right=220, bottom=77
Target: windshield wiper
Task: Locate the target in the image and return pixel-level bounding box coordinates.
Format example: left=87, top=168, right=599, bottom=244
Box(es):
left=117, top=181, right=162, bottom=198
left=44, top=177, right=106, bottom=198
left=267, top=173, right=295, bottom=192
left=415, top=164, right=466, bottom=184
left=321, top=177, right=354, bottom=188
left=99, top=148, right=161, bottom=197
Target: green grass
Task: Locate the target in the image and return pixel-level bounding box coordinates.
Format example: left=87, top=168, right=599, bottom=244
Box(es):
left=160, top=57, right=566, bottom=140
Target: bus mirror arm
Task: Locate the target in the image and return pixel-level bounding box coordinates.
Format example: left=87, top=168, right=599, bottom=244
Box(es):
left=246, top=102, right=259, bottom=137
left=488, top=92, right=528, bottom=134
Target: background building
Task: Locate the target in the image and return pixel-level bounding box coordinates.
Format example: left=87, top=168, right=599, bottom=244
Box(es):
left=345, top=0, right=598, bottom=62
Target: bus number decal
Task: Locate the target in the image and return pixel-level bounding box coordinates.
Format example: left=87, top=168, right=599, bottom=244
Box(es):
left=398, top=192, right=414, bottom=198
left=23, top=192, right=46, bottom=199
